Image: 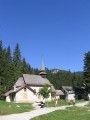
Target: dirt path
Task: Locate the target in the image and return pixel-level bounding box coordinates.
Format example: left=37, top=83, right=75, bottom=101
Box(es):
left=0, top=101, right=89, bottom=120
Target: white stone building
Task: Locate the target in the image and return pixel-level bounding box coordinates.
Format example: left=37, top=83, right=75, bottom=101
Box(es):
left=4, top=62, right=52, bottom=103
left=62, top=86, right=75, bottom=101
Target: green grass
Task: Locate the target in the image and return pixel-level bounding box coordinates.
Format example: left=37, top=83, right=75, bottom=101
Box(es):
left=0, top=100, right=33, bottom=115
left=31, top=103, right=90, bottom=120
left=0, top=99, right=86, bottom=116
left=46, top=99, right=85, bottom=107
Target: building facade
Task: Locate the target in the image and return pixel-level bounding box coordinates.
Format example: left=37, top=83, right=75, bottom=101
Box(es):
left=4, top=61, right=52, bottom=102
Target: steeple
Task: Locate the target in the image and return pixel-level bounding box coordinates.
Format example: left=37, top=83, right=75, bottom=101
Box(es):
left=39, top=59, right=47, bottom=78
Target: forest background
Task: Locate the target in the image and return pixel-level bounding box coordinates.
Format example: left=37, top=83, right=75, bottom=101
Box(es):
left=0, top=40, right=84, bottom=99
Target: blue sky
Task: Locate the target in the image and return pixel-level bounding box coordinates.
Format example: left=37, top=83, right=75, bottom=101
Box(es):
left=0, top=0, right=90, bottom=72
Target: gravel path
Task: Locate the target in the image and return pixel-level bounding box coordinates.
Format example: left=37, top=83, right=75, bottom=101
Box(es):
left=0, top=101, right=89, bottom=120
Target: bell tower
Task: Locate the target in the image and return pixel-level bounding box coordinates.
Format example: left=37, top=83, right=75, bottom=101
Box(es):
left=39, top=59, right=47, bottom=78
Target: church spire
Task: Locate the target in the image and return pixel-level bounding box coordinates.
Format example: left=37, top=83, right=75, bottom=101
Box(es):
left=39, top=59, right=47, bottom=78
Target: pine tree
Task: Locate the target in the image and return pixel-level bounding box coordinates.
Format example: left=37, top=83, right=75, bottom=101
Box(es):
left=34, top=68, right=39, bottom=75
left=0, top=40, right=4, bottom=99
left=22, top=58, right=32, bottom=74
left=13, top=43, right=23, bottom=80
left=0, top=40, right=7, bottom=99
left=0, top=40, right=3, bottom=86
left=5, top=46, right=15, bottom=90
left=84, top=51, right=90, bottom=93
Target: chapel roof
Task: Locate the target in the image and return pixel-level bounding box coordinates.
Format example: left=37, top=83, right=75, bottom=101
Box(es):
left=4, top=90, right=15, bottom=96
left=50, top=84, right=56, bottom=93
left=4, top=84, right=36, bottom=96
left=62, top=86, right=74, bottom=94
left=15, top=74, right=51, bottom=87
left=55, top=90, right=64, bottom=96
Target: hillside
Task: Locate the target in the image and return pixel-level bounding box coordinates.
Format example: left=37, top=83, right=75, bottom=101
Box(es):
left=46, top=69, right=84, bottom=89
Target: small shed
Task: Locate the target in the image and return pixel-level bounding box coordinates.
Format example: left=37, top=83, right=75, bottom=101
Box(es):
left=55, top=90, right=64, bottom=99
left=62, top=86, right=75, bottom=101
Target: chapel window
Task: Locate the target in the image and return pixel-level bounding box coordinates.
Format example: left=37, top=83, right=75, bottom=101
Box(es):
left=24, top=88, right=27, bottom=92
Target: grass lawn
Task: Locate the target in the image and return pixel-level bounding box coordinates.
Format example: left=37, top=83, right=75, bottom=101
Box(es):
left=0, top=99, right=86, bottom=116
left=31, top=103, right=90, bottom=120
left=46, top=99, right=85, bottom=107
left=0, top=100, right=33, bottom=115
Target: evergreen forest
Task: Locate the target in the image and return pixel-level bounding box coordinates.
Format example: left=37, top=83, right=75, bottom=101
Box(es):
left=0, top=40, right=85, bottom=100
